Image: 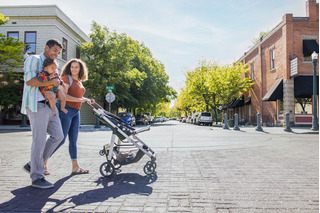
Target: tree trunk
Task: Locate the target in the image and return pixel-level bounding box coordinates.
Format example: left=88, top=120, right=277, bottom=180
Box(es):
left=214, top=108, right=218, bottom=124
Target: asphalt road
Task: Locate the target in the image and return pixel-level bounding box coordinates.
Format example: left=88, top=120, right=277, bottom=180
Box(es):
left=0, top=121, right=318, bottom=212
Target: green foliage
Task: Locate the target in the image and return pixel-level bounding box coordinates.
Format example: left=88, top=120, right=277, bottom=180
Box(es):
left=0, top=13, right=25, bottom=112
left=0, top=35, right=25, bottom=70
left=250, top=30, right=270, bottom=48
left=0, top=72, right=24, bottom=111
left=80, top=21, right=176, bottom=112
left=0, top=14, right=9, bottom=25
left=215, top=62, right=254, bottom=106
left=175, top=60, right=254, bottom=122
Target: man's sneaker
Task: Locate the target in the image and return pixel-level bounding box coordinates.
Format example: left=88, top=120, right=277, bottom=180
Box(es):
left=31, top=178, right=54, bottom=189
left=23, top=163, right=30, bottom=174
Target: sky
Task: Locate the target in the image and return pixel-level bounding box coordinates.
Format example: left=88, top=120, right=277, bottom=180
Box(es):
left=0, top=0, right=313, bottom=92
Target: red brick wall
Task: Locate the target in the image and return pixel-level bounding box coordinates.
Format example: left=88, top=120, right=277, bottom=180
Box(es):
left=236, top=0, right=319, bottom=125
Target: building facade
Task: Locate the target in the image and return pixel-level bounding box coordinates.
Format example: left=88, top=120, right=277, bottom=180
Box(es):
left=231, top=0, right=319, bottom=126
left=0, top=5, right=96, bottom=125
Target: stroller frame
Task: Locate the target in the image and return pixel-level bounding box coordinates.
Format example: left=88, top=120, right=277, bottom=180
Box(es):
left=86, top=102, right=156, bottom=177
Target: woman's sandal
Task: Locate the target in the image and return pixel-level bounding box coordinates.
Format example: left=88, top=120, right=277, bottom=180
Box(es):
left=43, top=169, right=50, bottom=175
left=71, top=168, right=89, bottom=175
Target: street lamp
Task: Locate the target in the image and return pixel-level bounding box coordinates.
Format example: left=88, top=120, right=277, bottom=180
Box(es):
left=311, top=51, right=318, bottom=131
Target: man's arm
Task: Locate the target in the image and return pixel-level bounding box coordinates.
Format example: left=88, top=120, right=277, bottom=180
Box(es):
left=26, top=77, right=60, bottom=87
left=24, top=55, right=60, bottom=88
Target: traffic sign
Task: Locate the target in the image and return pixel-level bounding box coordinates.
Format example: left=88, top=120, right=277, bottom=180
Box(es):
left=106, top=86, right=114, bottom=90
left=105, top=92, right=115, bottom=103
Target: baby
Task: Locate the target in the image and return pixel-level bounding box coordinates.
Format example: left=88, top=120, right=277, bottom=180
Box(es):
left=38, top=58, right=68, bottom=114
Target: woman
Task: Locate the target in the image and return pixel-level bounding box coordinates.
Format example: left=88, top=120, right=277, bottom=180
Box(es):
left=44, top=58, right=94, bottom=175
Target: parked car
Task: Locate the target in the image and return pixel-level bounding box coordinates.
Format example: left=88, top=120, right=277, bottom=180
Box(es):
left=196, top=112, right=213, bottom=126
left=186, top=116, right=192, bottom=123
left=155, top=116, right=164, bottom=123
left=143, top=112, right=154, bottom=124
left=191, top=114, right=199, bottom=124
left=136, top=114, right=149, bottom=125
left=117, top=112, right=136, bottom=126
left=182, top=117, right=187, bottom=123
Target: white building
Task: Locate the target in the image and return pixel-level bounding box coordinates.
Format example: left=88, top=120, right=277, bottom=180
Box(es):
left=0, top=5, right=96, bottom=124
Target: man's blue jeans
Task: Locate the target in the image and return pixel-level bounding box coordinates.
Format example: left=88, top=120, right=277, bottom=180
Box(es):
left=53, top=104, right=80, bottom=161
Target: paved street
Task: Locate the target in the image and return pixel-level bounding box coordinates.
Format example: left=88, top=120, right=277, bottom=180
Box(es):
left=0, top=121, right=318, bottom=212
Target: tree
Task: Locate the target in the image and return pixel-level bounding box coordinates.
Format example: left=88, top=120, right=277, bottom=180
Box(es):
left=0, top=14, right=25, bottom=118
left=295, top=97, right=312, bottom=113
left=183, top=60, right=221, bottom=122
left=80, top=21, right=176, bottom=113
left=214, top=62, right=254, bottom=114
left=249, top=31, right=270, bottom=48
left=175, top=60, right=254, bottom=122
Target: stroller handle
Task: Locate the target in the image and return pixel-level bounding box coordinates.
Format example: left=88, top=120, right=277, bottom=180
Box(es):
left=85, top=101, right=133, bottom=126
left=85, top=101, right=103, bottom=110
left=135, top=125, right=150, bottom=134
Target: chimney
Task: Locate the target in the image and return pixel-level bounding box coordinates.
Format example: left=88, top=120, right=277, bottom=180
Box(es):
left=306, top=0, right=319, bottom=21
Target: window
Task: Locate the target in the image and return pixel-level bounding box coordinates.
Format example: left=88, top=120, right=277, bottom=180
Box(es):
left=295, top=97, right=312, bottom=114
left=278, top=100, right=284, bottom=114
left=76, top=47, right=80, bottom=59
left=62, top=38, right=68, bottom=60
left=270, top=49, right=275, bottom=70
left=7, top=31, right=19, bottom=39
left=25, top=31, right=36, bottom=54
left=250, top=63, right=254, bottom=80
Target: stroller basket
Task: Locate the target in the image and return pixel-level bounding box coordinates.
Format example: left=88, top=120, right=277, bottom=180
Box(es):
left=86, top=102, right=156, bottom=177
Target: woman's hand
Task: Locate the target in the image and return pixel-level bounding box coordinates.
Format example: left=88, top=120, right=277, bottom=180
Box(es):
left=80, top=98, right=94, bottom=103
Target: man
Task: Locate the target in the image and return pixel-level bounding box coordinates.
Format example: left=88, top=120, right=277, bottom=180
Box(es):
left=21, top=39, right=64, bottom=189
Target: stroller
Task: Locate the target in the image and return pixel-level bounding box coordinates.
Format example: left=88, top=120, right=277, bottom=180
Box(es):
left=86, top=102, right=156, bottom=177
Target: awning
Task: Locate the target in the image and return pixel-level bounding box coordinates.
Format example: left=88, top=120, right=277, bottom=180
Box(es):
left=294, top=75, right=319, bottom=97
left=303, top=40, right=319, bottom=56
left=244, top=97, right=251, bottom=105
left=262, top=78, right=283, bottom=101
left=229, top=95, right=244, bottom=108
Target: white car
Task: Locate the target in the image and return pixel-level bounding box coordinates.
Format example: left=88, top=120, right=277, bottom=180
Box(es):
left=155, top=116, right=164, bottom=123
left=197, top=112, right=213, bottom=126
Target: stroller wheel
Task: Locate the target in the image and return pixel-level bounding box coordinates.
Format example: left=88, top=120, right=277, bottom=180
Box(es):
left=100, top=162, right=115, bottom=177
left=146, top=160, right=157, bottom=169
left=144, top=161, right=156, bottom=175
left=99, top=150, right=105, bottom=156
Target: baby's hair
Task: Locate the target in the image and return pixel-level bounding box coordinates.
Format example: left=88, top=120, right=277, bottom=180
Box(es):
left=43, top=58, right=58, bottom=68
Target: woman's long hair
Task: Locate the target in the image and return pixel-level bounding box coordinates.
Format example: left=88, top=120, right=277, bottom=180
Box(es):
left=61, top=58, right=88, bottom=82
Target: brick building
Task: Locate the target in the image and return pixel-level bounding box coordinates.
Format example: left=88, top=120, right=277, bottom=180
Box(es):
left=232, top=0, right=319, bottom=126
left=0, top=5, right=96, bottom=125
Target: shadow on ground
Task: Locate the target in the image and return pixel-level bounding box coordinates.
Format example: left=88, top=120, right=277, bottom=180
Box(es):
left=0, top=173, right=157, bottom=212
left=0, top=175, right=72, bottom=212
left=46, top=173, right=157, bottom=212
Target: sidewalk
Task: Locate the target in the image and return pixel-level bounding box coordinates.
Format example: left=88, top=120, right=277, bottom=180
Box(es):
left=0, top=124, right=318, bottom=134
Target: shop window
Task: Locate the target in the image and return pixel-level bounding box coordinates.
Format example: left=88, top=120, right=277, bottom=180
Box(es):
left=62, top=38, right=68, bottom=60
left=7, top=31, right=19, bottom=39
left=25, top=31, right=36, bottom=54
left=278, top=100, right=284, bottom=114
left=295, top=97, right=312, bottom=114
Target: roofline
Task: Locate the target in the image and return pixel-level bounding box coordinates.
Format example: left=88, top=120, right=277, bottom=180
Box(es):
left=237, top=21, right=284, bottom=63
left=236, top=13, right=312, bottom=63
left=0, top=4, right=89, bottom=43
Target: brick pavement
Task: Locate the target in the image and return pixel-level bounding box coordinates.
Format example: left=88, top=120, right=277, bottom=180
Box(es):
left=0, top=127, right=318, bottom=213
